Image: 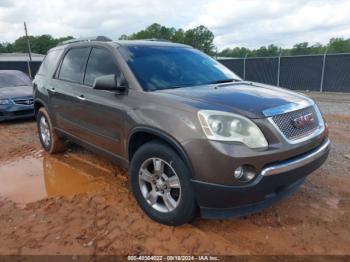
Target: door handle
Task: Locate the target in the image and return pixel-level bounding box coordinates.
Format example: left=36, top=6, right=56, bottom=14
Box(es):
left=76, top=95, right=86, bottom=101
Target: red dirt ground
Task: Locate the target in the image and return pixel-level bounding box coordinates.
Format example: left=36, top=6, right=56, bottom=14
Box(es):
left=0, top=95, right=349, bottom=255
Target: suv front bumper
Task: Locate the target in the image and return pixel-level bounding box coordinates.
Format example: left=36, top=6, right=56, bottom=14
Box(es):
left=191, top=138, right=330, bottom=219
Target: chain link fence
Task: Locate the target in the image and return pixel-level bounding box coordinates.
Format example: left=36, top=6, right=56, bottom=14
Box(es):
left=219, top=53, right=350, bottom=92
left=1, top=53, right=350, bottom=92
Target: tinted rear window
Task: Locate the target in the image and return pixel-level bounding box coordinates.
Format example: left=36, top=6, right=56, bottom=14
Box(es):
left=37, top=49, right=63, bottom=76
left=58, top=47, right=90, bottom=83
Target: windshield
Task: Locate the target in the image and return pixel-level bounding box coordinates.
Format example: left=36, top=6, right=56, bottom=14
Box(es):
left=0, top=72, right=32, bottom=88
left=119, top=46, right=240, bottom=91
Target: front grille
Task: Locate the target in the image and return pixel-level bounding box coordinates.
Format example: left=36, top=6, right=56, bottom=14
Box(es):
left=272, top=106, right=319, bottom=140
left=13, top=98, right=34, bottom=105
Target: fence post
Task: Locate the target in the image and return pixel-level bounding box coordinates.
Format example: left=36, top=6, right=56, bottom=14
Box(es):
left=320, top=49, right=328, bottom=92
left=24, top=22, right=32, bottom=78
left=277, top=49, right=282, bottom=87
left=26, top=60, right=32, bottom=78
left=243, top=53, right=248, bottom=80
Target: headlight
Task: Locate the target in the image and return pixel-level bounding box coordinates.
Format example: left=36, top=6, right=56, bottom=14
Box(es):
left=197, top=110, right=268, bottom=149
left=0, top=99, right=10, bottom=105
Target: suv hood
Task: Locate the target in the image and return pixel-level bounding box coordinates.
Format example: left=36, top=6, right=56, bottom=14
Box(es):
left=0, top=85, right=33, bottom=99
left=158, top=82, right=309, bottom=119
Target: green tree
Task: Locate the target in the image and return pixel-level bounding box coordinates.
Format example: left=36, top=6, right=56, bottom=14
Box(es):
left=282, top=43, right=326, bottom=56
left=289, top=42, right=310, bottom=56
left=1, top=35, right=73, bottom=54
left=252, top=44, right=280, bottom=57
left=327, top=38, right=350, bottom=53
left=219, top=47, right=251, bottom=58
left=216, top=39, right=348, bottom=58
left=126, top=23, right=175, bottom=40
left=119, top=34, right=128, bottom=40
left=3, top=31, right=350, bottom=58
left=120, top=23, right=215, bottom=54
left=0, top=42, right=14, bottom=53
left=173, top=28, right=185, bottom=43
left=183, top=25, right=215, bottom=55
left=309, top=43, right=326, bottom=54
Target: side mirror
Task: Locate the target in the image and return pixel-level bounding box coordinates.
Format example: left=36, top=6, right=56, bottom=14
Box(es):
left=116, top=73, right=128, bottom=90
left=93, top=74, right=128, bottom=94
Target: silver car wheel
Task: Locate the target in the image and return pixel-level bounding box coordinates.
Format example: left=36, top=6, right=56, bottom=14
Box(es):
left=139, top=158, right=181, bottom=213
left=39, top=115, right=51, bottom=147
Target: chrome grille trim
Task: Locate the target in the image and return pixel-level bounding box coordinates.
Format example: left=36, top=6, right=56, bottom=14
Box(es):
left=262, top=99, right=314, bottom=117
left=12, top=98, right=34, bottom=105
left=272, top=106, right=318, bottom=140
left=267, top=104, right=325, bottom=144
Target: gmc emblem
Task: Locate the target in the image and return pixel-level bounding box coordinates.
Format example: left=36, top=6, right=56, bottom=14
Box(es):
left=292, top=113, right=315, bottom=129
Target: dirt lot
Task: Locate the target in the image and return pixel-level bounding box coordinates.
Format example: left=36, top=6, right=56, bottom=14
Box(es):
left=0, top=92, right=349, bottom=255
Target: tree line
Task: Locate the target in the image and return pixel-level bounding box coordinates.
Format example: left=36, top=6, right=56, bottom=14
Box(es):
left=0, top=35, right=73, bottom=55
left=1, top=23, right=350, bottom=57
left=219, top=38, right=350, bottom=58
left=0, top=23, right=214, bottom=55
left=119, top=23, right=215, bottom=55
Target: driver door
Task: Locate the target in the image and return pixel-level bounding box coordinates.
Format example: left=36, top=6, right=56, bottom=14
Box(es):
left=73, top=47, right=125, bottom=156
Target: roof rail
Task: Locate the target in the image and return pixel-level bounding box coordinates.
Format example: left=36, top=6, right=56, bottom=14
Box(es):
left=57, top=36, right=112, bottom=46
left=143, top=38, right=172, bottom=42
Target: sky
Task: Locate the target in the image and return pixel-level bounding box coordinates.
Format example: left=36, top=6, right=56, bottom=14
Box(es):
left=0, top=0, right=350, bottom=50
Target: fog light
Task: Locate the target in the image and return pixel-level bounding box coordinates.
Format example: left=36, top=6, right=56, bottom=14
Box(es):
left=234, top=166, right=244, bottom=180
left=234, top=165, right=256, bottom=182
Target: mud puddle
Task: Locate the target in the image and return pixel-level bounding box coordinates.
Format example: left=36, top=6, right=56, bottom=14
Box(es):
left=0, top=152, right=115, bottom=204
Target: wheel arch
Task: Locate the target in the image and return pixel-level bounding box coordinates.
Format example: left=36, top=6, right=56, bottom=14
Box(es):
left=128, top=127, right=194, bottom=178
left=34, top=98, right=48, bottom=116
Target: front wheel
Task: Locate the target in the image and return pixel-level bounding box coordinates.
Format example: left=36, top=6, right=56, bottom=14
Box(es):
left=130, top=141, right=197, bottom=226
left=37, top=107, right=66, bottom=154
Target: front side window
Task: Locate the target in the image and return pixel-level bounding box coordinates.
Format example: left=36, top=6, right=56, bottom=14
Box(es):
left=58, top=47, right=90, bottom=83
left=84, top=48, right=119, bottom=86
left=119, top=46, right=240, bottom=91
left=37, top=49, right=63, bottom=76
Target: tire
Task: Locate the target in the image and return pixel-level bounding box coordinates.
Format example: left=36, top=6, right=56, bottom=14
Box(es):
left=37, top=107, right=66, bottom=154
left=130, top=141, right=197, bottom=226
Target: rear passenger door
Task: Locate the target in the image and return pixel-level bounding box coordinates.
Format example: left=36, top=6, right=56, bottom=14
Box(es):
left=77, top=47, right=125, bottom=156
left=50, top=47, right=91, bottom=137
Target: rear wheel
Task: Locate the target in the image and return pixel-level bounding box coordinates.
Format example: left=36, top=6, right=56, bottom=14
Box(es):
left=37, top=107, right=65, bottom=154
left=130, top=141, right=197, bottom=226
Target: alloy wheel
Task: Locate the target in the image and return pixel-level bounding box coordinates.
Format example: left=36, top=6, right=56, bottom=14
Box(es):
left=138, top=158, right=181, bottom=213
left=39, top=115, right=51, bottom=147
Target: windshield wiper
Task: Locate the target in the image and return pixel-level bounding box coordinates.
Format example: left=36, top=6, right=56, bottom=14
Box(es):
left=154, top=79, right=240, bottom=91
left=209, top=78, right=239, bottom=84
left=160, top=84, right=196, bottom=90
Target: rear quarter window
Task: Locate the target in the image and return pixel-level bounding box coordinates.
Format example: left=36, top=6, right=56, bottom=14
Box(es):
left=37, top=49, right=63, bottom=76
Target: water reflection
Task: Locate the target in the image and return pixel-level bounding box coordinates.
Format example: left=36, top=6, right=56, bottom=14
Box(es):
left=0, top=153, right=112, bottom=204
